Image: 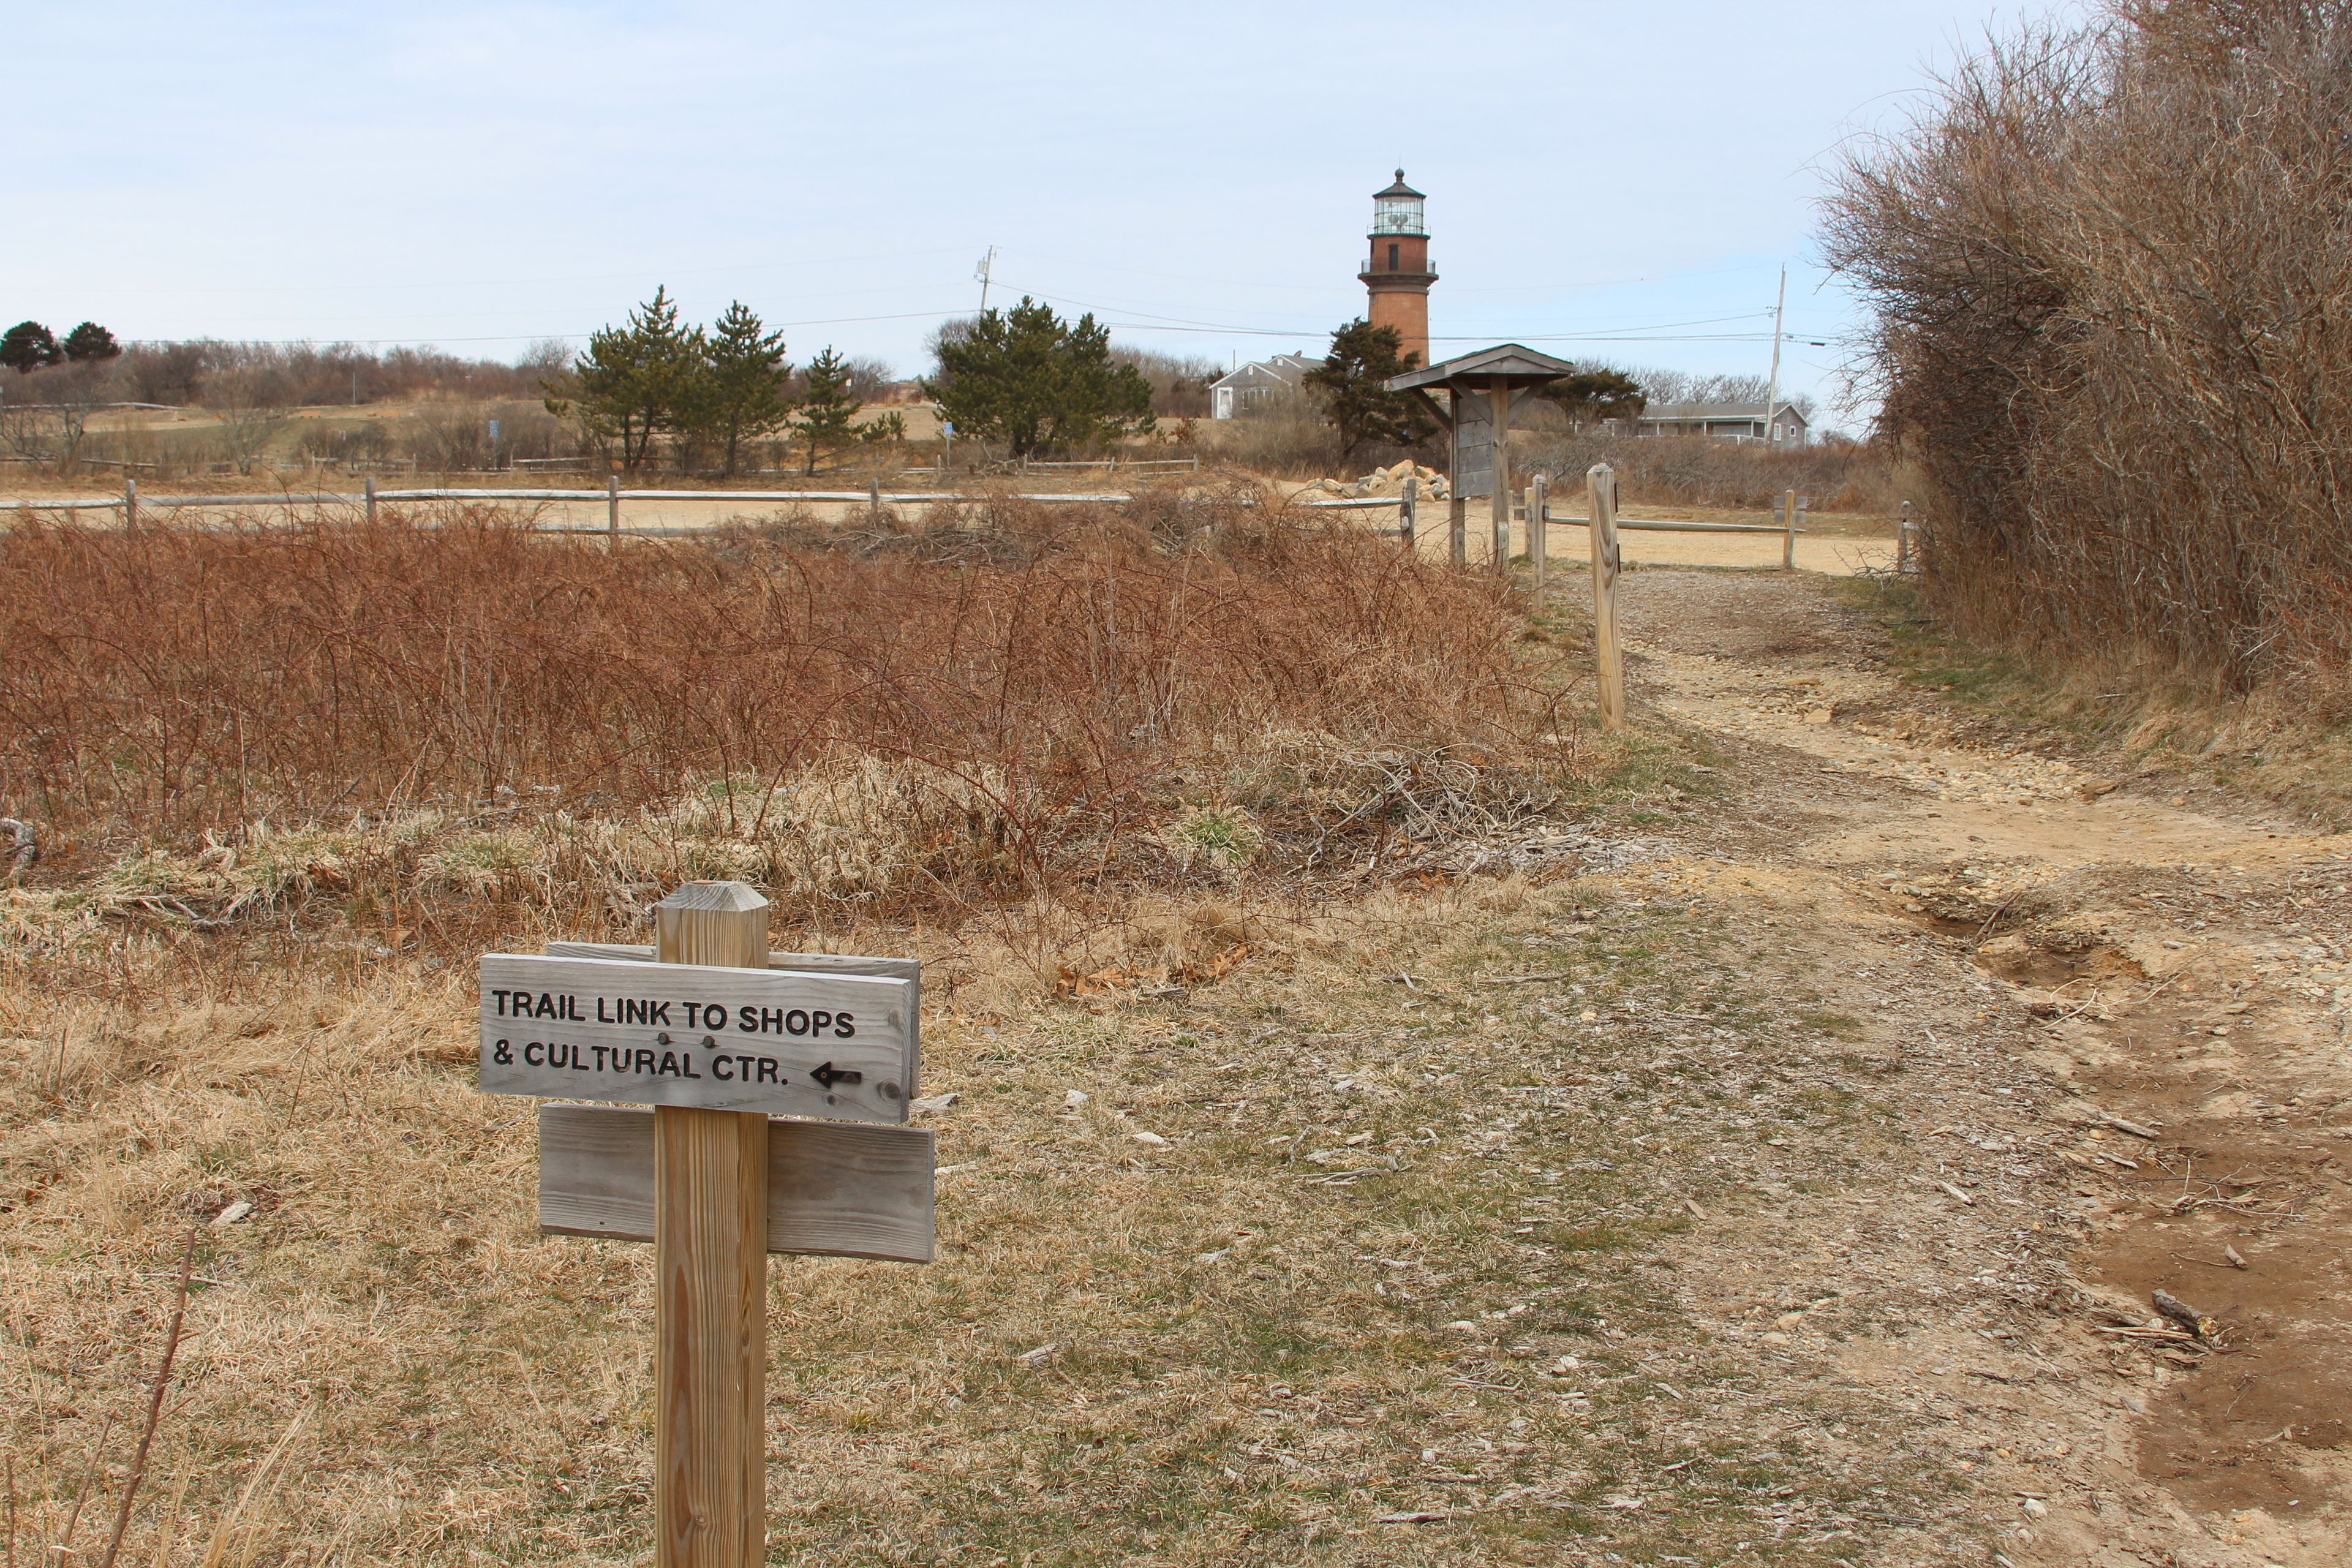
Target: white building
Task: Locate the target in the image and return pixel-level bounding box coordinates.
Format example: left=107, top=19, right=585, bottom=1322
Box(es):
left=1208, top=352, right=1322, bottom=419
left=1622, top=401, right=1809, bottom=445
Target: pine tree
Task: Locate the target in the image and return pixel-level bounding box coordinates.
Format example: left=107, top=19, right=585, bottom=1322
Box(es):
left=1540, top=368, right=1646, bottom=432
left=0, top=321, right=61, bottom=374
left=1302, top=320, right=1434, bottom=461
left=788, top=347, right=876, bottom=475
left=686, top=301, right=791, bottom=477
left=544, top=287, right=701, bottom=471
left=921, top=298, right=1155, bottom=458
left=61, top=322, right=121, bottom=363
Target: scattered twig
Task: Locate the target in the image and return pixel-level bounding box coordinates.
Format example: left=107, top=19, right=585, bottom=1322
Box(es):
left=1975, top=883, right=2030, bottom=940
left=2152, top=1289, right=2216, bottom=1340
left=55, top=1414, right=117, bottom=1558
left=97, top=1231, right=198, bottom=1568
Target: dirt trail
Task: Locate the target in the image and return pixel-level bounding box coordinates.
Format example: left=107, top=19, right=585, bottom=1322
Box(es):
left=1615, top=569, right=2352, bottom=1567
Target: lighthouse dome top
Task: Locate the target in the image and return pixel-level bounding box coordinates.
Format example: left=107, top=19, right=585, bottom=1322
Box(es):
left=1372, top=169, right=1425, bottom=235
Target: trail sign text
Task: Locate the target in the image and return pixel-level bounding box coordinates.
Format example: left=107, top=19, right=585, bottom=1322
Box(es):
left=477, top=952, right=912, bottom=1121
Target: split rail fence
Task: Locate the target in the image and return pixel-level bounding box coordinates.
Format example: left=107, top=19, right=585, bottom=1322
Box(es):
left=1, top=476, right=1911, bottom=571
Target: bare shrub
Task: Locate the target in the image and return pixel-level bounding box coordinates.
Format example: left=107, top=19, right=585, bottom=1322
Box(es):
left=1517, top=432, right=1902, bottom=513
left=1202, top=385, right=1347, bottom=475
left=1113, top=347, right=1221, bottom=418
left=0, top=500, right=1566, bottom=927
left=1823, top=0, right=2352, bottom=706
left=205, top=365, right=294, bottom=474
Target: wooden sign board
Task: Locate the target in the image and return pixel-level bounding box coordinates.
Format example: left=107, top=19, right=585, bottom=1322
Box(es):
left=1452, top=397, right=1494, bottom=499
left=538, top=1103, right=933, bottom=1263
left=478, top=952, right=914, bottom=1122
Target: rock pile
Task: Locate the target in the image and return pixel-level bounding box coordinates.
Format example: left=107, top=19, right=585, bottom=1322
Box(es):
left=1310, top=460, right=1447, bottom=500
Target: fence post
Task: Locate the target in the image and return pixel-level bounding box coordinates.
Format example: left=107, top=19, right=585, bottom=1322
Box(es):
left=1898, top=500, right=1913, bottom=573
left=123, top=477, right=137, bottom=530
left=652, top=882, right=771, bottom=1568
left=365, top=476, right=377, bottom=527
left=1528, top=473, right=1547, bottom=608
left=1448, top=493, right=1466, bottom=570
left=1400, top=475, right=1417, bottom=549
left=1589, top=463, right=1626, bottom=733
left=869, top=478, right=881, bottom=525
left=608, top=473, right=621, bottom=547
left=1781, top=488, right=1797, bottom=571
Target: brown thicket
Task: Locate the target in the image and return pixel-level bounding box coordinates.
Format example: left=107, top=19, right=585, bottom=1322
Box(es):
left=0, top=499, right=1556, bottom=905
left=1823, top=0, right=2352, bottom=705
left=1518, top=432, right=1902, bottom=514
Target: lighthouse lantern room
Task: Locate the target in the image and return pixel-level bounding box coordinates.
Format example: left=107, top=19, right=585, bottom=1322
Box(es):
left=1360, top=169, right=1436, bottom=368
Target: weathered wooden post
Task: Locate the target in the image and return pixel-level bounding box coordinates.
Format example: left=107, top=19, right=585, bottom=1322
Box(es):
left=1588, top=463, right=1625, bottom=732
left=654, top=882, right=770, bottom=1568
left=1400, top=475, right=1417, bottom=549
left=1898, top=500, right=1913, bottom=573
left=609, top=473, right=622, bottom=548
left=1781, top=487, right=1797, bottom=571
left=1527, top=473, right=1547, bottom=608
left=1449, top=492, right=1467, bottom=569
left=868, top=478, right=881, bottom=526
left=365, top=475, right=378, bottom=527
left=1489, top=385, right=1511, bottom=570
left=123, top=477, right=137, bottom=530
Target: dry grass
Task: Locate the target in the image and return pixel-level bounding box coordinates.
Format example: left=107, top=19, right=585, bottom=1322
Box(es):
left=2, top=865, right=1983, bottom=1567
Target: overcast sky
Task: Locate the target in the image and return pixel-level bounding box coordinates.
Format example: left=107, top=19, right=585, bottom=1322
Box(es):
left=10, top=1, right=2051, bottom=427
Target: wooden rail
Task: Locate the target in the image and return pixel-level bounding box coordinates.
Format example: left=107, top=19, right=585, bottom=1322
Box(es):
left=0, top=485, right=1149, bottom=513
left=2, top=483, right=1822, bottom=546
left=1536, top=507, right=1804, bottom=536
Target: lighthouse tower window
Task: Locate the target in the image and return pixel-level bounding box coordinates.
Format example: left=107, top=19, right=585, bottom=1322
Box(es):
left=1388, top=243, right=1399, bottom=271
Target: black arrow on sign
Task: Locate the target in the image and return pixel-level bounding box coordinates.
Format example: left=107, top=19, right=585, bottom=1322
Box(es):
left=810, top=1061, right=863, bottom=1088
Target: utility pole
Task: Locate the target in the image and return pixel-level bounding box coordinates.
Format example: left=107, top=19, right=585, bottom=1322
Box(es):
left=976, top=246, right=997, bottom=312
left=1763, top=265, right=1786, bottom=449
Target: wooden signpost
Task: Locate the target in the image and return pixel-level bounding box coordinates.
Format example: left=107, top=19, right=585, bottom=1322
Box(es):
left=1526, top=472, right=1548, bottom=608
left=478, top=880, right=930, bottom=1568
left=1588, top=463, right=1626, bottom=731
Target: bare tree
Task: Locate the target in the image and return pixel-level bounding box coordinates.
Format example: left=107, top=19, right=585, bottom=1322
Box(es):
left=206, top=364, right=293, bottom=475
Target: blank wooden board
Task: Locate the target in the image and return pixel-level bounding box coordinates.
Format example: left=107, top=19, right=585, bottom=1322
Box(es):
left=538, top=1102, right=934, bottom=1264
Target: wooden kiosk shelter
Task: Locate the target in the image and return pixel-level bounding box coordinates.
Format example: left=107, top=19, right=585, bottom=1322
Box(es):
left=1387, top=343, right=1577, bottom=568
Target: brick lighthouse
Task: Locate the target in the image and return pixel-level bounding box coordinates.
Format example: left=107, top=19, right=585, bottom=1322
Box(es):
left=1360, top=169, right=1435, bottom=367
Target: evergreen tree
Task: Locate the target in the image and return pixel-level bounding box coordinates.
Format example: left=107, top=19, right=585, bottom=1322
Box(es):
left=922, top=298, right=1155, bottom=458
left=0, top=321, right=61, bottom=374
left=686, top=301, right=791, bottom=477
left=1541, top=367, right=1646, bottom=432
left=61, top=322, right=121, bottom=363
left=787, top=347, right=903, bottom=474
left=1303, top=319, right=1434, bottom=461
left=543, top=287, right=701, bottom=471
